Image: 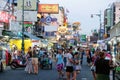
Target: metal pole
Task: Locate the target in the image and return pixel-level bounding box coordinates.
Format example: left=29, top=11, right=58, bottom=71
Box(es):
left=22, top=0, right=24, bottom=54
left=99, top=11, right=102, bottom=40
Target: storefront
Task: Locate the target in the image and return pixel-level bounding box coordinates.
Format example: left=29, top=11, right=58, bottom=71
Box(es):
left=109, top=22, right=120, bottom=61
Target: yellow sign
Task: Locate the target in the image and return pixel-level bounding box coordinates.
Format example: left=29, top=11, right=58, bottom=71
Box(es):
left=58, top=26, right=68, bottom=34
left=38, top=4, right=59, bottom=13
left=17, top=0, right=37, bottom=10
left=9, top=39, right=32, bottom=53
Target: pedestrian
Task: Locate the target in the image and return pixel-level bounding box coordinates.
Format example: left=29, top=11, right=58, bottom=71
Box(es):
left=25, top=47, right=33, bottom=74
left=56, top=48, right=64, bottom=79
left=32, top=46, right=39, bottom=74
left=91, top=50, right=100, bottom=80
left=95, top=51, right=112, bottom=80
left=86, top=49, right=92, bottom=66
left=66, top=48, right=74, bottom=80
left=63, top=49, right=68, bottom=69
left=72, top=52, right=80, bottom=80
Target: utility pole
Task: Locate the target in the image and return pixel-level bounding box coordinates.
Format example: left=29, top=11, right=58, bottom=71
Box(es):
left=91, top=11, right=102, bottom=40
left=22, top=0, right=24, bottom=54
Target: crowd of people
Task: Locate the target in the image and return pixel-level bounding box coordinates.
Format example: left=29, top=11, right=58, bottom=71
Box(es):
left=11, top=45, right=115, bottom=80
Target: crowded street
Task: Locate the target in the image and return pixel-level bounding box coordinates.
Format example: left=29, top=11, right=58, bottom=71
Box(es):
left=1, top=0, right=120, bottom=80
left=0, top=55, right=93, bottom=80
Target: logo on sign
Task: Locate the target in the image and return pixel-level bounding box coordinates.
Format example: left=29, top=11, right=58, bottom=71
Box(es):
left=45, top=16, right=52, bottom=23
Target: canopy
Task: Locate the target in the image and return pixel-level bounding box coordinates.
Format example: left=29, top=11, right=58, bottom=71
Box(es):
left=24, top=32, right=40, bottom=40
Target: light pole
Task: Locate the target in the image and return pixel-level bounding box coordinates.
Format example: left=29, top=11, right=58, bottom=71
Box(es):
left=22, top=0, right=24, bottom=54
left=91, top=11, right=102, bottom=40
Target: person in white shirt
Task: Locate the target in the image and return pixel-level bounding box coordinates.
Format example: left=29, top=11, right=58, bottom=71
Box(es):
left=66, top=48, right=74, bottom=80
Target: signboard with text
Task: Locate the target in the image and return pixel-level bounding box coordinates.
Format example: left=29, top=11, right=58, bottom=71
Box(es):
left=17, top=0, right=37, bottom=10
left=0, top=11, right=15, bottom=23
left=38, top=4, right=59, bottom=13
left=16, top=10, right=37, bottom=21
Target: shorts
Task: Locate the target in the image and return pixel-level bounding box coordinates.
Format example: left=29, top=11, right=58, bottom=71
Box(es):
left=56, top=63, right=63, bottom=71
left=66, top=66, right=73, bottom=72
left=32, top=58, right=38, bottom=65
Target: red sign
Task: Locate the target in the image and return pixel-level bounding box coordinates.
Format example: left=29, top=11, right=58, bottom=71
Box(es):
left=0, top=11, right=15, bottom=23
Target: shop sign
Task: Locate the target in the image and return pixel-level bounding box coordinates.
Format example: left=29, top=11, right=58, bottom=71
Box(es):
left=9, top=21, right=22, bottom=31
left=116, top=66, right=120, bottom=72
left=17, top=0, right=37, bottom=10
left=58, top=26, right=68, bottom=34
left=45, top=16, right=52, bottom=23
left=0, top=11, right=15, bottom=23
left=40, top=17, right=57, bottom=23
left=16, top=10, right=37, bottom=21
left=38, top=4, right=59, bottom=13
left=80, top=35, right=86, bottom=42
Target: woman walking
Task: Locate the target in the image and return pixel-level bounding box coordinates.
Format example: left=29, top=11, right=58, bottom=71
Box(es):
left=25, top=47, right=33, bottom=74
left=32, top=46, right=39, bottom=74
left=56, top=48, right=64, bottom=79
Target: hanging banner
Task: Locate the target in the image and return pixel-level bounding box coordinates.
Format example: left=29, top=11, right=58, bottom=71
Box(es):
left=17, top=0, right=37, bottom=10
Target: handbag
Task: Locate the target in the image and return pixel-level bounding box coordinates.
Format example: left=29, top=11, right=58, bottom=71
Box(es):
left=76, top=65, right=81, bottom=70
left=90, top=65, right=95, bottom=71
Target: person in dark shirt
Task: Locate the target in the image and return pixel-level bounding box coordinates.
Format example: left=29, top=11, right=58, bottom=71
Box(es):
left=95, top=51, right=112, bottom=80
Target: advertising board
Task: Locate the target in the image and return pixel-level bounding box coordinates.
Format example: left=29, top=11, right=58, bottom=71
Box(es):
left=38, top=4, right=59, bottom=13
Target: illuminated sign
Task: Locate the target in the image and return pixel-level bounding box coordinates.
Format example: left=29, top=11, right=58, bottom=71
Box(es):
left=38, top=4, right=59, bottom=13
left=58, top=26, right=68, bottom=34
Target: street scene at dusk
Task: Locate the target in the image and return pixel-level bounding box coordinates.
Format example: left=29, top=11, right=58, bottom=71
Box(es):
left=0, top=0, right=120, bottom=80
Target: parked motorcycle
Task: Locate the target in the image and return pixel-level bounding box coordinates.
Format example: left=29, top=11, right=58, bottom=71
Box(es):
left=10, top=58, right=26, bottom=70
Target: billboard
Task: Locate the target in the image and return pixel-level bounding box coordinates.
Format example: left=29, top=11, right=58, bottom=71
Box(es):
left=0, top=11, right=15, bottom=23
left=17, top=0, right=37, bottom=10
left=16, top=10, right=37, bottom=21
left=38, top=4, right=59, bottom=13
left=44, top=26, right=58, bottom=32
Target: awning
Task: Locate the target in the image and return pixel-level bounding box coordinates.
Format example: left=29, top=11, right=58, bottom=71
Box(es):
left=24, top=32, right=40, bottom=40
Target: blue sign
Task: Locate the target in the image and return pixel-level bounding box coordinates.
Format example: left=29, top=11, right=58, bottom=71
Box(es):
left=100, top=29, right=104, bottom=33
left=45, top=16, right=52, bottom=23
left=40, top=17, right=57, bottom=23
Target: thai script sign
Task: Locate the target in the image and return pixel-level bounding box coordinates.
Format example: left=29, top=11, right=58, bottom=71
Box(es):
left=38, top=4, right=59, bottom=13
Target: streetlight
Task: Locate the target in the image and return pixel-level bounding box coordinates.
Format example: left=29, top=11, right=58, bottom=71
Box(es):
left=22, top=0, right=25, bottom=54
left=91, top=11, right=102, bottom=40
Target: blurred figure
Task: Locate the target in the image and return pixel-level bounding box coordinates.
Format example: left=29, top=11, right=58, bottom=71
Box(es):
left=63, top=49, right=68, bottom=69
left=56, top=48, right=64, bottom=79
left=32, top=46, right=38, bottom=74
left=66, top=48, right=74, bottom=80
left=95, top=51, right=112, bottom=80
left=91, top=50, right=100, bottom=80
left=86, top=49, right=92, bottom=66
left=72, top=52, right=80, bottom=80
left=25, top=47, right=33, bottom=74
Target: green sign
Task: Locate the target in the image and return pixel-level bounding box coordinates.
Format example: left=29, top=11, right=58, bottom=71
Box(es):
left=116, top=66, right=120, bottom=72
left=24, top=24, right=32, bottom=27
left=81, top=35, right=86, bottom=42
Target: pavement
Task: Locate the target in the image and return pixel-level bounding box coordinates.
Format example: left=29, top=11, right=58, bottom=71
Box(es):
left=0, top=56, right=94, bottom=80
left=1, top=55, right=119, bottom=80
